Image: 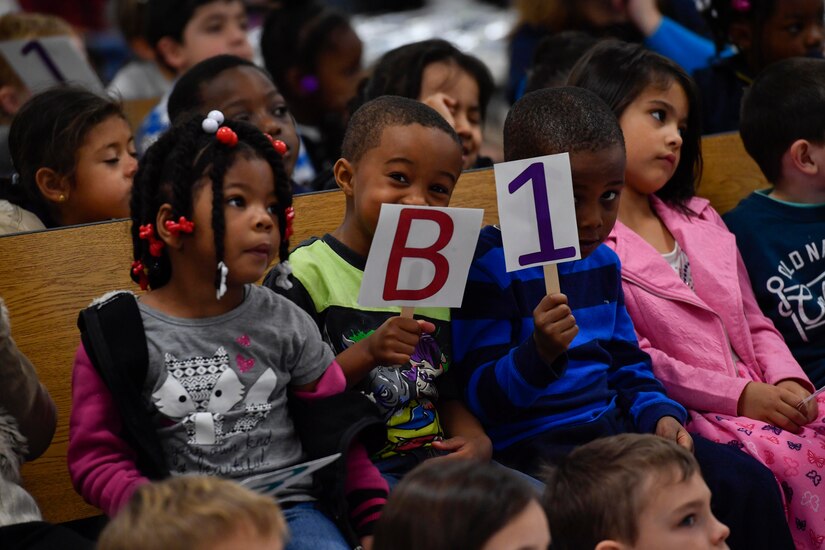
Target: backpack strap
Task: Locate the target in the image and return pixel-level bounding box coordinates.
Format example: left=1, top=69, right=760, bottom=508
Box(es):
left=77, top=292, right=169, bottom=479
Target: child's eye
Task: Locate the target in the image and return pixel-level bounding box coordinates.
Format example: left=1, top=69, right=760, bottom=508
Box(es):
left=786, top=23, right=803, bottom=35
left=389, top=173, right=408, bottom=184
left=678, top=514, right=697, bottom=527
left=267, top=203, right=279, bottom=215
left=601, top=190, right=619, bottom=201
left=104, top=157, right=120, bottom=165
left=233, top=112, right=252, bottom=122
left=651, top=110, right=666, bottom=123
left=226, top=197, right=244, bottom=207
left=271, top=105, right=289, bottom=118
left=430, top=184, right=450, bottom=195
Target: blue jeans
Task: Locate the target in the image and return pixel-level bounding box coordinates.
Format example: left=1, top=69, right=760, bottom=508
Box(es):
left=283, top=502, right=351, bottom=550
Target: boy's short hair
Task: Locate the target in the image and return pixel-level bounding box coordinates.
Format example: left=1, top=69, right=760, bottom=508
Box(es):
left=543, top=434, right=698, bottom=550
left=504, top=86, right=624, bottom=162
left=341, top=95, right=461, bottom=163
left=740, top=57, right=825, bottom=183
left=167, top=54, right=262, bottom=125
left=146, top=0, right=220, bottom=47
left=97, top=476, right=287, bottom=550
left=0, top=12, right=73, bottom=89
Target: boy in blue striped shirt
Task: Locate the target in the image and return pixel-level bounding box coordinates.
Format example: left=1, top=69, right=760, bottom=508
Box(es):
left=452, top=87, right=794, bottom=549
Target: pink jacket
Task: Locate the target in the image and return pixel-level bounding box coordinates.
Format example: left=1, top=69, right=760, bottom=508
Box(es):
left=605, top=196, right=812, bottom=417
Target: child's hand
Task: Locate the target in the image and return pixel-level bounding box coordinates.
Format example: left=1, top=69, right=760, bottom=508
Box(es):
left=430, top=433, right=493, bottom=462
left=360, top=535, right=373, bottom=550
left=366, top=317, right=435, bottom=367
left=776, top=379, right=819, bottom=423
left=655, top=416, right=694, bottom=451
left=421, top=92, right=457, bottom=128
left=532, top=293, right=578, bottom=365
left=738, top=381, right=812, bottom=433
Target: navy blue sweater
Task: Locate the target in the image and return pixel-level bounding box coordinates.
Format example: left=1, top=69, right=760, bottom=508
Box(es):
left=452, top=226, right=686, bottom=464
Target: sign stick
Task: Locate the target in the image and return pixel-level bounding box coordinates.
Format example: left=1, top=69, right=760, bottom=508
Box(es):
left=400, top=306, right=415, bottom=318
left=544, top=264, right=560, bottom=295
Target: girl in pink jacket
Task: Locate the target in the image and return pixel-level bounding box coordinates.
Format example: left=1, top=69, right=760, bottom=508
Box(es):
left=570, top=41, right=823, bottom=548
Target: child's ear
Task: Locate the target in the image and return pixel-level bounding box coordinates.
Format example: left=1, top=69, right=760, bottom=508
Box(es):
left=156, top=203, right=183, bottom=249
left=788, top=139, right=819, bottom=176
left=728, top=20, right=753, bottom=52
left=155, top=37, right=187, bottom=73
left=34, top=167, right=71, bottom=205
left=0, top=84, right=27, bottom=119
left=595, top=540, right=629, bottom=550
left=333, top=158, right=356, bottom=196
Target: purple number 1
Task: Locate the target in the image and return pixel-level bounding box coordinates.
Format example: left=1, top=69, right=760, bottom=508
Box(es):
left=508, top=161, right=576, bottom=266
left=21, top=40, right=66, bottom=83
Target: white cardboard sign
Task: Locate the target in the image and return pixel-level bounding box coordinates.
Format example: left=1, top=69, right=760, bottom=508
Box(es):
left=494, top=153, right=580, bottom=272
left=0, top=36, right=103, bottom=93
left=239, top=453, right=341, bottom=496
left=358, top=204, right=483, bottom=308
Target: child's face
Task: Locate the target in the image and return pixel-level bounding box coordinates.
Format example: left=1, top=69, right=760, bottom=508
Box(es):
left=569, top=144, right=625, bottom=258
left=754, top=0, right=824, bottom=69
left=618, top=81, right=688, bottom=197
left=190, top=155, right=280, bottom=286
left=168, top=0, right=253, bottom=73
left=480, top=499, right=551, bottom=550
left=419, top=61, right=482, bottom=170
left=336, top=124, right=462, bottom=251
left=315, top=24, right=363, bottom=117
left=199, top=66, right=300, bottom=177
left=67, top=115, right=137, bottom=225
left=629, top=471, right=729, bottom=550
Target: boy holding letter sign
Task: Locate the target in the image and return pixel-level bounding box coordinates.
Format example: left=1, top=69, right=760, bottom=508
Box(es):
left=451, top=87, right=794, bottom=549
left=265, top=96, right=491, bottom=487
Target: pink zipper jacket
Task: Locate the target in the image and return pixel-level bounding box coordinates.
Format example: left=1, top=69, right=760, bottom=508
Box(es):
left=605, top=196, right=812, bottom=417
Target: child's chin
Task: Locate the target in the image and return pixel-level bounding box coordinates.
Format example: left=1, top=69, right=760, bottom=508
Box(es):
left=578, top=241, right=602, bottom=258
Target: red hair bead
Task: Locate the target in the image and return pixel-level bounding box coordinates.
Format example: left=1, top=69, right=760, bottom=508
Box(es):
left=216, top=126, right=238, bottom=147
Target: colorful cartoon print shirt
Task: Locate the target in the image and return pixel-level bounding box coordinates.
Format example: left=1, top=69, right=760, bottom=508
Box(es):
left=266, top=234, right=457, bottom=459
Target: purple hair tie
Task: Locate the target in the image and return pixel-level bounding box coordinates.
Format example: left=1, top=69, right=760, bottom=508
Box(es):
left=731, top=0, right=750, bottom=12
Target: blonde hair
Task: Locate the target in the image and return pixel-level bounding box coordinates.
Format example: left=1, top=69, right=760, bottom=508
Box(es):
left=97, top=476, right=288, bottom=550
left=0, top=12, right=74, bottom=89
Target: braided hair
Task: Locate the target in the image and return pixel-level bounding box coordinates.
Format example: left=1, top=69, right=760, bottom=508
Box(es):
left=129, top=116, right=292, bottom=292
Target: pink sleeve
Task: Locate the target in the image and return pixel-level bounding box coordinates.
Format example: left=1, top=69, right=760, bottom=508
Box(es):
left=67, top=344, right=149, bottom=516
left=291, top=359, right=346, bottom=399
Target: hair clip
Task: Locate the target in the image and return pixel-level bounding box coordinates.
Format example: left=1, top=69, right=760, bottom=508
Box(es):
left=139, top=223, right=165, bottom=257
left=164, top=216, right=195, bottom=237
left=202, top=110, right=224, bottom=133
left=264, top=133, right=288, bottom=156
left=299, top=75, right=319, bottom=94
left=731, top=0, right=750, bottom=12
left=272, top=261, right=293, bottom=290
left=10, top=172, right=19, bottom=186
left=284, top=206, right=295, bottom=240
left=216, top=126, right=238, bottom=147
left=216, top=261, right=229, bottom=300
left=131, top=260, right=149, bottom=290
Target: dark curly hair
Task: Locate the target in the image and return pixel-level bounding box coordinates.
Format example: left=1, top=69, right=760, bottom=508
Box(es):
left=130, top=116, right=292, bottom=292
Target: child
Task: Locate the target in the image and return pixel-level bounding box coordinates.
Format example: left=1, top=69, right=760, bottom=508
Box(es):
left=107, top=0, right=172, bottom=101
left=569, top=40, right=821, bottom=548
left=451, top=86, right=793, bottom=549
left=67, top=115, right=387, bottom=549
left=354, top=39, right=495, bottom=171
left=136, top=0, right=254, bottom=154
left=695, top=0, right=825, bottom=134
left=260, top=2, right=363, bottom=188
left=167, top=54, right=300, bottom=186
left=265, top=96, right=491, bottom=486
left=97, top=476, right=286, bottom=550
left=0, top=86, right=136, bottom=235
left=0, top=12, right=76, bottom=179
left=725, top=57, right=825, bottom=388
left=544, top=433, right=729, bottom=550
left=373, top=460, right=549, bottom=550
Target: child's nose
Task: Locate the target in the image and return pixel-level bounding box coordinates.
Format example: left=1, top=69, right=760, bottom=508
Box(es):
left=667, top=126, right=683, bottom=149
left=261, top=113, right=282, bottom=137
left=254, top=207, right=274, bottom=230
left=711, top=517, right=730, bottom=546
left=400, top=189, right=427, bottom=206
left=577, top=206, right=602, bottom=230
left=806, top=24, right=825, bottom=49
left=125, top=155, right=138, bottom=179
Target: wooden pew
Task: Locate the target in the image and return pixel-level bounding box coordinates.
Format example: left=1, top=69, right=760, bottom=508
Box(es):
left=0, top=168, right=497, bottom=524
left=697, top=132, right=770, bottom=215
left=0, top=128, right=763, bottom=523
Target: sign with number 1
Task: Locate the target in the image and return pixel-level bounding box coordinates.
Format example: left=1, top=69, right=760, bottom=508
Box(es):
left=494, top=153, right=579, bottom=273
left=0, top=36, right=103, bottom=93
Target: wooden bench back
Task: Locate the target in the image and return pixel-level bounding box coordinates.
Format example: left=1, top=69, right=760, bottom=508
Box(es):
left=0, top=130, right=765, bottom=523
left=0, top=169, right=497, bottom=523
